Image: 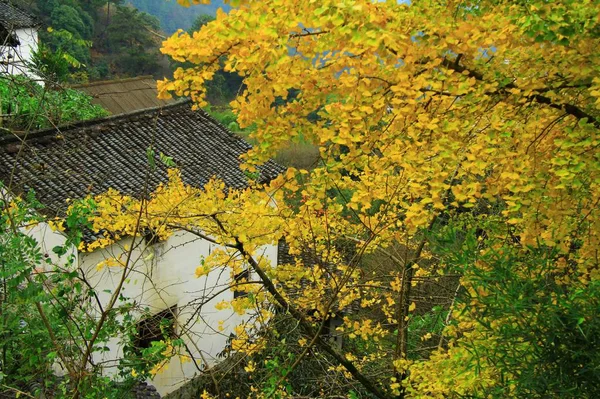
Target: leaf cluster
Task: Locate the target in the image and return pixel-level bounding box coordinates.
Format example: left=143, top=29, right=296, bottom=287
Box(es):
left=0, top=75, right=108, bottom=132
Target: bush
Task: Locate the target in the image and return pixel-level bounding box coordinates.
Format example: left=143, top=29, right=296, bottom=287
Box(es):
left=0, top=76, right=109, bottom=132
left=429, top=222, right=600, bottom=398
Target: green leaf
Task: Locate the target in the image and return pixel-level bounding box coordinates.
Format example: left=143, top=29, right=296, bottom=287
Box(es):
left=314, top=7, right=328, bottom=16
left=146, top=146, right=156, bottom=170
left=52, top=245, right=67, bottom=256
left=159, top=152, right=175, bottom=167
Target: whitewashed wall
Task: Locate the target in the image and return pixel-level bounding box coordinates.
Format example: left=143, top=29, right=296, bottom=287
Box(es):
left=21, top=221, right=76, bottom=267
left=0, top=27, right=39, bottom=79
left=79, top=230, right=277, bottom=396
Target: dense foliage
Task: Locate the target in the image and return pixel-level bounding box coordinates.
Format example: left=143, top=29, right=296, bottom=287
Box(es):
left=0, top=192, right=147, bottom=398
left=169, top=13, right=244, bottom=106
left=0, top=76, right=108, bottom=131
left=16, top=0, right=167, bottom=82
left=157, top=0, right=600, bottom=397
left=1, top=0, right=599, bottom=398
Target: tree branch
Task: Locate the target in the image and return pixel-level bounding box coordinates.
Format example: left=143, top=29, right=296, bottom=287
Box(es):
left=440, top=58, right=600, bottom=129
left=210, top=215, right=392, bottom=399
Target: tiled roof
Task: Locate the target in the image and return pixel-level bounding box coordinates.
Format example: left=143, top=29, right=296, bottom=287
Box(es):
left=72, top=76, right=177, bottom=115
left=0, top=1, right=36, bottom=29
left=0, top=100, right=284, bottom=216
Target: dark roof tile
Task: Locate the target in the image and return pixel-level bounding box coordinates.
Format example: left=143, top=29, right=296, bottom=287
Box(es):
left=0, top=1, right=36, bottom=29
left=0, top=100, right=285, bottom=216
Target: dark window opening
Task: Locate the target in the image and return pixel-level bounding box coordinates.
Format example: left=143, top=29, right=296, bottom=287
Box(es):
left=233, top=269, right=250, bottom=299
left=0, top=26, right=19, bottom=47
left=143, top=228, right=160, bottom=246
left=134, top=306, right=177, bottom=350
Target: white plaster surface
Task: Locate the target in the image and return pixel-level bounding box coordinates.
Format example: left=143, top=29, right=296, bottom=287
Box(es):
left=0, top=27, right=39, bottom=78
left=79, top=231, right=277, bottom=396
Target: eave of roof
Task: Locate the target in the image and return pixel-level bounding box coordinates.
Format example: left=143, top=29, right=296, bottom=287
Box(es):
left=0, top=1, right=37, bottom=29
left=0, top=100, right=285, bottom=216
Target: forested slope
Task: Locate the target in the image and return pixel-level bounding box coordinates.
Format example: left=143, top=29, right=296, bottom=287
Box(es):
left=12, top=0, right=170, bottom=82
left=127, top=0, right=229, bottom=33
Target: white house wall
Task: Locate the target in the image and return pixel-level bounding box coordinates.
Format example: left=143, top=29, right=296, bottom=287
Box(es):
left=79, top=230, right=277, bottom=396
left=0, top=27, right=39, bottom=78
left=21, top=221, right=76, bottom=268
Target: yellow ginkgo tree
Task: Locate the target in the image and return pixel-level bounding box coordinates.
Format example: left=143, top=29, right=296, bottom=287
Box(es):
left=82, top=0, right=600, bottom=397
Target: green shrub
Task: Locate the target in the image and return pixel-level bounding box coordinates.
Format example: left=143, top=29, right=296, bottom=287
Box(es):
left=0, top=76, right=109, bottom=132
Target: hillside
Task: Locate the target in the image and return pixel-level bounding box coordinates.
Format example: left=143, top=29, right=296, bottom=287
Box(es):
left=11, top=0, right=170, bottom=81
left=127, top=0, right=230, bottom=34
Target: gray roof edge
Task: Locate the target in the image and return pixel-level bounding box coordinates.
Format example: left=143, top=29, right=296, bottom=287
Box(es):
left=0, top=1, right=39, bottom=28
left=70, top=75, right=156, bottom=89
left=0, top=96, right=286, bottom=182
left=0, top=98, right=194, bottom=145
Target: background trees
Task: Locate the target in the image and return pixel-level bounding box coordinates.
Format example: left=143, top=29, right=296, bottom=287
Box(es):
left=13, top=0, right=239, bottom=103
left=103, top=6, right=162, bottom=76
left=15, top=0, right=167, bottom=82
left=127, top=0, right=229, bottom=34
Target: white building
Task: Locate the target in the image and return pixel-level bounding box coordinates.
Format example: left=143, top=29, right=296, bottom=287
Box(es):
left=0, top=100, right=284, bottom=395
left=0, top=1, right=39, bottom=78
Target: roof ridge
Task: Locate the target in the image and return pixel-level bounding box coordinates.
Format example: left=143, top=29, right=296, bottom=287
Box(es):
left=0, top=96, right=285, bottom=215
left=71, top=75, right=156, bottom=89
left=81, top=87, right=159, bottom=96
left=0, top=99, right=193, bottom=145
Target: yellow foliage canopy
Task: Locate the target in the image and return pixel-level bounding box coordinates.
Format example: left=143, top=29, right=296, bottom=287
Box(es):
left=88, top=0, right=600, bottom=397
